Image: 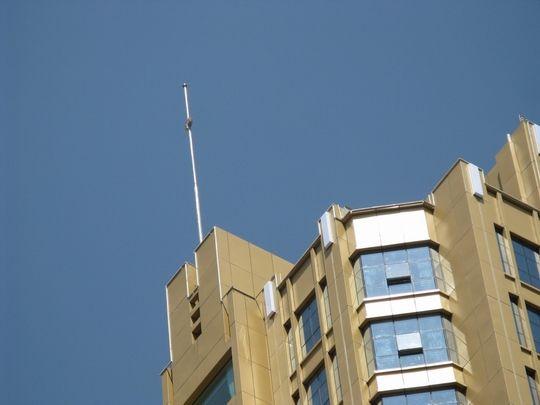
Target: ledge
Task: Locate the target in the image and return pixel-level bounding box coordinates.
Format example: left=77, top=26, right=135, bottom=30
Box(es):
left=289, top=369, right=297, bottom=381
left=300, top=339, right=325, bottom=385
left=357, top=289, right=448, bottom=311
left=349, top=240, right=440, bottom=263
left=521, top=346, right=532, bottom=355
left=325, top=326, right=334, bottom=338
left=521, top=281, right=540, bottom=295
left=300, top=339, right=323, bottom=368
left=357, top=289, right=452, bottom=329
left=341, top=201, right=435, bottom=224
left=485, top=183, right=539, bottom=215
left=366, top=362, right=466, bottom=401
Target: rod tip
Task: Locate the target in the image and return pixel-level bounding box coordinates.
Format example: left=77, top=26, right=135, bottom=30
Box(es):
left=182, top=82, right=188, bottom=88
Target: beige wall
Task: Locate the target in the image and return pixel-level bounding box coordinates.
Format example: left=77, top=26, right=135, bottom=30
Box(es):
left=433, top=158, right=540, bottom=404
left=487, top=120, right=540, bottom=210
left=162, top=227, right=292, bottom=405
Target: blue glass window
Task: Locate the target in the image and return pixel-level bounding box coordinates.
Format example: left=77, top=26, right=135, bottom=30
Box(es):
left=354, top=247, right=444, bottom=301
left=193, top=360, right=235, bottom=405
left=511, top=237, right=540, bottom=289
left=527, top=305, right=540, bottom=352
left=378, top=388, right=466, bottom=404
left=496, top=228, right=512, bottom=274
left=299, top=297, right=321, bottom=356
left=364, top=315, right=457, bottom=373
left=527, top=368, right=540, bottom=405
left=306, top=367, right=329, bottom=405
left=510, top=295, right=527, bottom=347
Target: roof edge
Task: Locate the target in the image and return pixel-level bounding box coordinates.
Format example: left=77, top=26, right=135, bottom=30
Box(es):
left=341, top=200, right=434, bottom=223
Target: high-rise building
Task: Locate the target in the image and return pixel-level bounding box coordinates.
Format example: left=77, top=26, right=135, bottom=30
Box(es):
left=161, top=119, right=540, bottom=405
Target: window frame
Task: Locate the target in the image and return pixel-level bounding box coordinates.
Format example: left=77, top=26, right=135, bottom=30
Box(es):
left=527, top=304, right=540, bottom=353
left=330, top=352, right=343, bottom=404
left=509, top=294, right=528, bottom=347
left=510, top=234, right=540, bottom=290
left=305, top=366, right=330, bottom=405
left=527, top=368, right=540, bottom=405
left=495, top=226, right=513, bottom=275
left=320, top=280, right=332, bottom=333
left=364, top=314, right=458, bottom=373
left=298, top=295, right=322, bottom=357
left=193, top=359, right=235, bottom=405
left=285, top=322, right=297, bottom=373
left=377, top=388, right=466, bottom=405
left=353, top=245, right=445, bottom=302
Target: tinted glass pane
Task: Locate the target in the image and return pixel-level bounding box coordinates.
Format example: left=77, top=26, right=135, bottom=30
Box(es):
left=408, top=247, right=430, bottom=262
left=307, top=368, right=329, bottom=405
left=372, top=322, right=394, bottom=337
left=381, top=389, right=463, bottom=405
left=531, top=273, right=540, bottom=288
left=395, top=318, right=418, bottom=335
left=410, top=261, right=433, bottom=279
left=331, top=356, right=342, bottom=403
left=527, top=370, right=540, bottom=405
left=496, top=230, right=512, bottom=274
left=399, top=352, right=424, bottom=367
left=431, top=389, right=458, bottom=404
left=406, top=392, right=431, bottom=404
left=384, top=250, right=408, bottom=264
left=421, top=330, right=446, bottom=349
left=376, top=354, right=399, bottom=369
left=374, top=336, right=397, bottom=355
left=194, top=360, right=235, bottom=405
left=424, top=348, right=449, bottom=363
left=388, top=281, right=413, bottom=295
left=364, top=265, right=388, bottom=296
left=413, top=278, right=436, bottom=290
left=527, top=306, right=540, bottom=352
left=524, top=248, right=537, bottom=261
left=362, top=252, right=384, bottom=267
left=300, top=299, right=321, bottom=354
left=515, top=254, right=528, bottom=271
left=513, top=238, right=540, bottom=289
left=419, top=315, right=442, bottom=331
left=510, top=297, right=527, bottom=346
left=382, top=396, right=404, bottom=405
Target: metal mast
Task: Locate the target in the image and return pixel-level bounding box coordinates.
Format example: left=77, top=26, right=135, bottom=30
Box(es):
left=182, top=83, right=203, bottom=243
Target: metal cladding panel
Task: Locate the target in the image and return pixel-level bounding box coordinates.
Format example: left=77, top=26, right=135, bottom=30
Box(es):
left=534, top=124, right=540, bottom=154
left=263, top=280, right=277, bottom=318
left=320, top=211, right=335, bottom=249
left=467, top=163, right=484, bottom=198
left=353, top=209, right=429, bottom=250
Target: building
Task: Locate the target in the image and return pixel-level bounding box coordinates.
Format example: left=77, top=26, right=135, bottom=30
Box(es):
left=161, top=118, right=540, bottom=405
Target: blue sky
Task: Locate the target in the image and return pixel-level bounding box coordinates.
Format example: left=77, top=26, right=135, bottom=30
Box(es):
left=3, top=1, right=540, bottom=403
